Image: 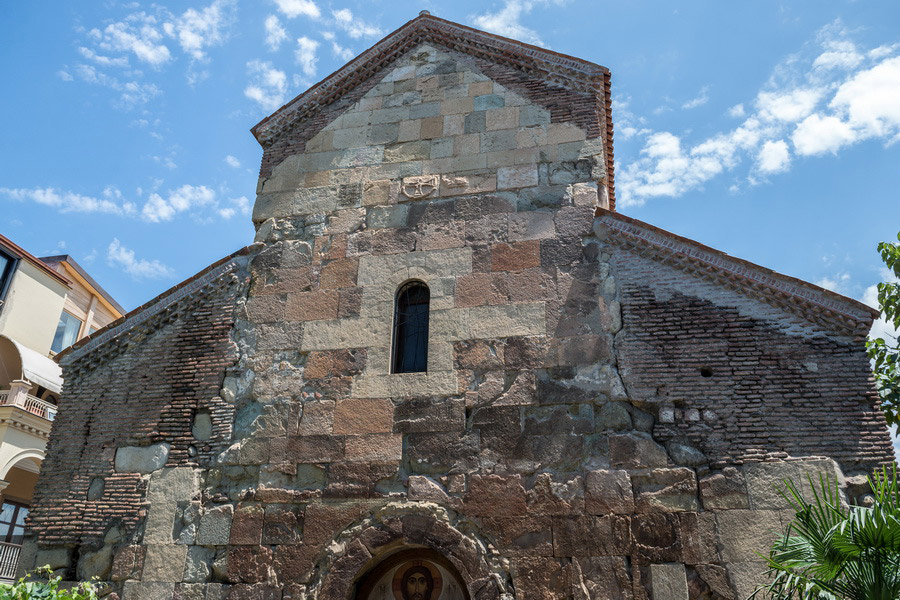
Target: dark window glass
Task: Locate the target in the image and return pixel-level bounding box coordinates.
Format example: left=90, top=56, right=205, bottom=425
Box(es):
left=0, top=502, right=28, bottom=545
left=51, top=311, right=82, bottom=354
left=392, top=282, right=430, bottom=374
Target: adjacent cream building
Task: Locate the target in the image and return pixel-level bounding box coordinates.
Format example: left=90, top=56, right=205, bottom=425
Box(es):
left=0, top=234, right=123, bottom=580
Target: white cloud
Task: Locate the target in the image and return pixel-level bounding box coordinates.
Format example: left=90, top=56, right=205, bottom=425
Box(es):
left=295, top=36, right=319, bottom=77
left=792, top=114, right=856, bottom=155
left=244, top=60, right=288, bottom=111
left=814, top=39, right=863, bottom=71
left=331, top=9, right=383, bottom=39
left=830, top=56, right=900, bottom=141
left=141, top=184, right=216, bottom=222
left=727, top=103, right=745, bottom=118
left=91, top=12, right=172, bottom=67
left=273, top=0, right=320, bottom=19
left=757, top=88, right=822, bottom=123
left=472, top=0, right=544, bottom=47
left=815, top=272, right=851, bottom=293
left=617, top=21, right=900, bottom=207
left=224, top=155, right=241, bottom=168
left=164, top=0, right=236, bottom=61
left=107, top=238, right=173, bottom=279
left=0, top=186, right=136, bottom=216
left=78, top=46, right=129, bottom=68
left=756, top=139, right=791, bottom=174
left=682, top=86, right=710, bottom=110
left=57, top=70, right=74, bottom=82
left=217, top=196, right=250, bottom=219
left=264, top=15, right=288, bottom=51
left=863, top=268, right=900, bottom=342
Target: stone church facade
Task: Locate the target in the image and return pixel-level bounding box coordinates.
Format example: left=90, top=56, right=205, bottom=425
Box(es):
left=21, top=13, right=894, bottom=600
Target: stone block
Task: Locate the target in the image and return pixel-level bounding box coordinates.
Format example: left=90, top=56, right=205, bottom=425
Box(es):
left=609, top=433, right=669, bottom=470
left=384, top=141, right=430, bottom=162
left=725, top=561, right=768, bottom=600
left=552, top=515, right=632, bottom=556
left=649, top=563, right=689, bottom=600
left=285, top=290, right=338, bottom=321
left=700, top=467, right=750, bottom=510
left=115, top=443, right=170, bottom=474
left=595, top=402, right=633, bottom=431
left=122, top=582, right=176, bottom=600
left=716, top=509, right=784, bottom=563
left=333, top=398, right=394, bottom=434
left=464, top=474, right=527, bottom=516
left=143, top=545, right=188, bottom=582
left=486, top=106, right=518, bottom=131
left=344, top=433, right=403, bottom=461
left=632, top=468, right=699, bottom=512
left=498, top=164, right=539, bottom=190
left=198, top=505, right=234, bottom=545
left=585, top=470, right=634, bottom=515
left=743, top=459, right=844, bottom=510
left=464, top=111, right=486, bottom=134
left=474, top=94, right=505, bottom=111
left=491, top=240, right=540, bottom=271
left=393, top=396, right=465, bottom=433
left=230, top=505, right=264, bottom=545
left=508, top=211, right=555, bottom=241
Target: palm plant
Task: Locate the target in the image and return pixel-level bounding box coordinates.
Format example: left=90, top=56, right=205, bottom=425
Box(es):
left=751, top=466, right=900, bottom=599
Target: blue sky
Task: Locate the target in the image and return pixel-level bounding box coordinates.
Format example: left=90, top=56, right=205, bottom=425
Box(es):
left=1, top=0, right=899, bottom=334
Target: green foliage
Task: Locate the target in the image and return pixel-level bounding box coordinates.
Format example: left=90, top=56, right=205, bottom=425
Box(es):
left=752, top=467, right=900, bottom=600
left=866, top=232, right=900, bottom=427
left=0, top=566, right=103, bottom=600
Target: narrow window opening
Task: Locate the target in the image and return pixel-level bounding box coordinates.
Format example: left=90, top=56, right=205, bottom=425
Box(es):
left=392, top=281, right=430, bottom=373
left=700, top=367, right=713, bottom=378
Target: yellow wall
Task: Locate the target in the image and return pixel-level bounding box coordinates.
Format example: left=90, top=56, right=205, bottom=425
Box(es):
left=0, top=262, right=68, bottom=355
left=2, top=467, right=38, bottom=505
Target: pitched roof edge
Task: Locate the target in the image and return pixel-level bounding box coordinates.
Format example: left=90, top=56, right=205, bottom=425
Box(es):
left=39, top=255, right=126, bottom=316
left=251, top=12, right=609, bottom=144
left=594, top=208, right=880, bottom=333
left=0, top=234, right=71, bottom=287
left=57, top=246, right=253, bottom=364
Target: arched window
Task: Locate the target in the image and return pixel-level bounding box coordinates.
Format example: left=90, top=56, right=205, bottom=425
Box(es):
left=392, top=281, right=429, bottom=373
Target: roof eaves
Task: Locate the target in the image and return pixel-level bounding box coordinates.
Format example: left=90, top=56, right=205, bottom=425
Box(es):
left=595, top=208, right=880, bottom=331
left=56, top=245, right=252, bottom=362
left=40, top=255, right=126, bottom=316
left=0, top=235, right=71, bottom=287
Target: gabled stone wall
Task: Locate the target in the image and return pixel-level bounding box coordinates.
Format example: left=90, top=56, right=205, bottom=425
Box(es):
left=21, top=29, right=895, bottom=600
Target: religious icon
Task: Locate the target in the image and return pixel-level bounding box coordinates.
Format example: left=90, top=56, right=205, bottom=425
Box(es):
left=401, top=175, right=439, bottom=199
left=391, top=560, right=443, bottom=600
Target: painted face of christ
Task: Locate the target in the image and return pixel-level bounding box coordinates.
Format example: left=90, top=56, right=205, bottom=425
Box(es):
left=401, top=565, right=434, bottom=600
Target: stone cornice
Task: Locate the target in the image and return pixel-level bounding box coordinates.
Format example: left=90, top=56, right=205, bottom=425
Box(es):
left=596, top=209, right=878, bottom=336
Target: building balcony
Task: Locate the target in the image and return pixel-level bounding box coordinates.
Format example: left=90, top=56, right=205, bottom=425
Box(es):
left=0, top=541, right=20, bottom=582
left=0, top=389, right=56, bottom=422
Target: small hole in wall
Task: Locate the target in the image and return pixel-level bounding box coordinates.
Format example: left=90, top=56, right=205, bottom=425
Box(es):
left=700, top=368, right=713, bottom=378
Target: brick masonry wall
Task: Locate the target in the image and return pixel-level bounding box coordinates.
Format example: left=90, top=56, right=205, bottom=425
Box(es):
left=24, top=265, right=248, bottom=577
left=21, top=37, right=895, bottom=600
left=611, top=250, right=895, bottom=473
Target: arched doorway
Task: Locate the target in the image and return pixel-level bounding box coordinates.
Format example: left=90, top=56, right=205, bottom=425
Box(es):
left=355, top=548, right=470, bottom=600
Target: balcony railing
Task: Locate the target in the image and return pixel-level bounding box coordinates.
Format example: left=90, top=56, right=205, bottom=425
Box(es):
left=0, top=541, right=20, bottom=581
left=0, top=390, right=56, bottom=421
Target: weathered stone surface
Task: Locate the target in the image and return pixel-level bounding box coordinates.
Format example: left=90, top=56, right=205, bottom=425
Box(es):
left=143, top=545, right=188, bottom=582
left=610, top=433, right=669, bottom=469
left=115, top=444, right=170, bottom=473
left=464, top=475, right=527, bottom=516
left=552, top=515, right=632, bottom=556
left=700, top=467, right=750, bottom=510
left=585, top=470, right=634, bottom=515
left=716, top=509, right=785, bottom=563
left=649, top=563, right=689, bottom=600
left=198, top=505, right=234, bottom=545
left=632, top=468, right=699, bottom=513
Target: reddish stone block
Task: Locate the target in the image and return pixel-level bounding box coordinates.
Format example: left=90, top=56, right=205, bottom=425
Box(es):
left=319, top=258, right=358, bottom=289
left=230, top=505, right=264, bottom=546
left=333, top=398, right=394, bottom=434
left=464, top=474, right=527, bottom=516
left=284, top=291, right=339, bottom=321
left=227, top=546, right=275, bottom=584
left=491, top=240, right=540, bottom=271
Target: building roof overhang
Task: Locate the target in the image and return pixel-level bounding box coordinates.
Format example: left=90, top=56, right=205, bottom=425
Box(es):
left=594, top=208, right=880, bottom=337
left=0, top=335, right=63, bottom=393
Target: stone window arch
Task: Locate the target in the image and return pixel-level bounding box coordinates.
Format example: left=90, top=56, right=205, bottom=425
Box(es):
left=355, top=548, right=470, bottom=600
left=392, top=280, right=430, bottom=373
